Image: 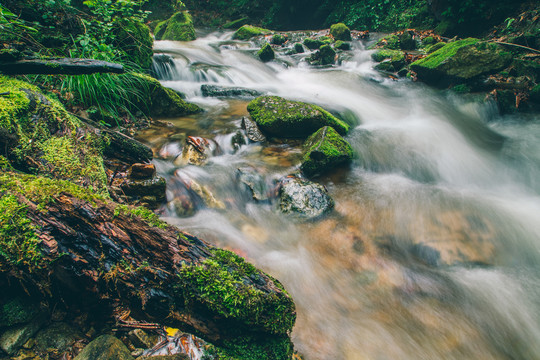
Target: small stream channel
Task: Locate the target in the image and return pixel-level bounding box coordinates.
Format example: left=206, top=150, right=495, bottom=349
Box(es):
left=137, top=29, right=540, bottom=360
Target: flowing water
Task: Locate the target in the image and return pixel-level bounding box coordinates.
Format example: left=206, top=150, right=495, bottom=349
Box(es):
left=139, top=30, right=540, bottom=360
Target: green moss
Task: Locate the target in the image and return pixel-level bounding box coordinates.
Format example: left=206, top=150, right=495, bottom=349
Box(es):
left=113, top=204, right=168, bottom=229
left=303, top=38, right=324, bottom=50
left=233, top=25, right=271, bottom=40
left=114, top=20, right=154, bottom=69
left=247, top=95, right=349, bottom=138
left=222, top=17, right=249, bottom=30
left=451, top=84, right=471, bottom=93
left=301, top=126, right=353, bottom=177
left=257, top=43, right=275, bottom=62
left=371, top=49, right=404, bottom=63
left=177, top=247, right=296, bottom=335
left=294, top=43, right=304, bottom=53
left=0, top=76, right=108, bottom=195
left=422, top=36, right=436, bottom=46
left=0, top=298, right=40, bottom=328
left=0, top=156, right=13, bottom=171
left=334, top=40, right=351, bottom=50
left=155, top=11, right=196, bottom=41
left=330, top=23, right=351, bottom=41
left=0, top=194, right=43, bottom=270
left=411, top=38, right=480, bottom=70
left=271, top=34, right=287, bottom=45
left=206, top=335, right=294, bottom=360
left=376, top=34, right=400, bottom=50
left=318, top=44, right=336, bottom=65
left=426, top=42, right=445, bottom=54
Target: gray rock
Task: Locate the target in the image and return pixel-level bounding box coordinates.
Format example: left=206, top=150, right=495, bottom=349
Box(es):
left=34, top=322, right=82, bottom=353
left=241, top=117, right=266, bottom=143
left=74, top=335, right=134, bottom=360
left=237, top=167, right=269, bottom=201
left=0, top=316, right=45, bottom=355
left=201, top=84, right=262, bottom=99
left=278, top=176, right=334, bottom=219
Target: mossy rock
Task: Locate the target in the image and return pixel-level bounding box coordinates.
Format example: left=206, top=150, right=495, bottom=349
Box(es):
left=301, top=126, right=353, bottom=177
left=372, top=49, right=405, bottom=72
left=426, top=42, right=445, bottom=54
left=410, top=38, right=513, bottom=86
left=335, top=40, right=351, bottom=50
left=155, top=11, right=196, bottom=41
left=376, top=34, right=400, bottom=50
left=318, top=44, right=336, bottom=65
left=422, top=36, right=436, bottom=46
left=74, top=335, right=133, bottom=360
left=0, top=298, right=40, bottom=328
left=257, top=43, right=275, bottom=62
left=222, top=17, right=249, bottom=30
left=247, top=95, right=349, bottom=138
left=0, top=76, right=108, bottom=195
left=294, top=43, right=304, bottom=53
left=399, top=31, right=416, bottom=50
left=303, top=38, right=324, bottom=50
left=113, top=20, right=154, bottom=69
left=271, top=34, right=287, bottom=45
left=330, top=23, right=352, bottom=41
left=130, top=73, right=202, bottom=117
left=233, top=25, right=271, bottom=40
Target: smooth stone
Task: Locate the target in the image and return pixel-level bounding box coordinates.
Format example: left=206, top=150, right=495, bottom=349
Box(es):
left=278, top=176, right=334, bottom=219
left=74, top=335, right=134, bottom=360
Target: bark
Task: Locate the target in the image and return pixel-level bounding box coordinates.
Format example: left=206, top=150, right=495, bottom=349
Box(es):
left=0, top=58, right=124, bottom=75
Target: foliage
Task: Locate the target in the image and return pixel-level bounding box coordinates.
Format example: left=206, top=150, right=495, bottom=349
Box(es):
left=0, top=4, right=37, bottom=37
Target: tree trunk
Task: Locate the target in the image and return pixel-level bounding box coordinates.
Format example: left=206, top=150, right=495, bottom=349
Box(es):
left=0, top=58, right=124, bottom=75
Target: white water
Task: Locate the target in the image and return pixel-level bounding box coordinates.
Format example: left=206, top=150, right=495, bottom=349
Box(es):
left=143, top=30, right=540, bottom=360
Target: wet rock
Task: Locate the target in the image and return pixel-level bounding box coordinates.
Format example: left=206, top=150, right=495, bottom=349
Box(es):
left=201, top=84, right=262, bottom=99
left=73, top=335, right=134, bottom=360
left=169, top=171, right=225, bottom=217
left=119, top=177, right=167, bottom=204
left=236, top=167, right=269, bottom=201
left=301, top=126, right=354, bottom=177
left=399, top=31, right=416, bottom=50
left=175, top=136, right=218, bottom=166
left=128, top=163, right=156, bottom=180
left=330, top=23, right=352, bottom=41
left=247, top=95, right=349, bottom=138
left=257, top=43, right=275, bottom=62
left=410, top=38, right=513, bottom=86
left=303, top=38, right=324, bottom=50
left=34, top=322, right=81, bottom=353
left=241, top=117, right=266, bottom=143
left=0, top=317, right=45, bottom=355
left=231, top=131, right=247, bottom=151
left=278, top=176, right=334, bottom=220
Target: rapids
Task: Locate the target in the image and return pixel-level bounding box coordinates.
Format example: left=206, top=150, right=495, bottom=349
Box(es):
left=138, top=30, right=540, bottom=360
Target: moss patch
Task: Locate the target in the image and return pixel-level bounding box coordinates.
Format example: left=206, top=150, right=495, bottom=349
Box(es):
left=177, top=247, right=296, bottom=335
left=257, top=43, right=275, bottom=62
left=303, top=38, right=324, bottom=50
left=155, top=11, right=196, bottom=41
left=233, top=25, right=271, bottom=40
left=205, top=335, right=294, bottom=360
left=247, top=95, right=349, bottom=138
left=301, top=126, right=353, bottom=177
left=0, top=76, right=108, bottom=195
left=412, top=38, right=480, bottom=70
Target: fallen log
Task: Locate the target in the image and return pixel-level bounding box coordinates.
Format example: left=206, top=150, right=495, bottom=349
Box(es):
left=0, top=58, right=124, bottom=75
left=0, top=172, right=296, bottom=359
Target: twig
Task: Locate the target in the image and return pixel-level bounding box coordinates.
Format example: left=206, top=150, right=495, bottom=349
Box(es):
left=492, top=41, right=540, bottom=53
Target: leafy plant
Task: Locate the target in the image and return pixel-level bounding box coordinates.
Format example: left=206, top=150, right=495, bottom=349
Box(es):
left=0, top=4, right=37, bottom=39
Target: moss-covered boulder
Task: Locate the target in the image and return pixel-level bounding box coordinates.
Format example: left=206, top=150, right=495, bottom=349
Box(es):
left=154, top=11, right=196, bottom=41
left=372, top=49, right=406, bottom=72
left=399, top=31, right=416, bottom=50
left=410, top=38, right=513, bottom=86
left=330, top=23, right=352, bottom=41
left=233, top=25, right=271, bottom=40
left=271, top=34, right=287, bottom=45
left=294, top=43, right=304, bottom=53
left=113, top=20, right=154, bottom=69
left=222, top=17, right=249, bottom=30
left=257, top=43, right=275, bottom=62
left=0, top=76, right=108, bottom=195
left=426, top=42, right=445, bottom=54
left=131, top=73, right=202, bottom=117
left=376, top=34, right=400, bottom=50
left=247, top=95, right=349, bottom=138
left=301, top=126, right=353, bottom=177
left=303, top=38, right=324, bottom=50
left=335, top=40, right=351, bottom=50
left=318, top=44, right=336, bottom=65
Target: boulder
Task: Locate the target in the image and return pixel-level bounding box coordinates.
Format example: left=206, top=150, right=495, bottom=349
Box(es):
left=271, top=34, right=287, bottom=45
left=330, top=23, right=352, bottom=41
left=373, top=49, right=406, bottom=73
left=201, top=84, right=262, bottom=99
left=118, top=176, right=167, bottom=207
left=154, top=11, right=196, bottom=41
left=410, top=38, right=513, bottom=86
left=315, top=44, right=336, bottom=65
left=300, top=126, right=354, bottom=177
left=74, top=335, right=134, bottom=360
left=247, top=95, right=349, bottom=138
left=0, top=316, right=45, bottom=355
left=278, top=176, right=334, bottom=220
left=241, top=117, right=266, bottom=143
left=0, top=298, right=40, bottom=328
left=233, top=25, right=271, bottom=40
left=294, top=43, right=304, bottom=53
left=334, top=41, right=351, bottom=50
left=257, top=43, right=275, bottom=62
left=303, top=38, right=324, bottom=50
left=34, top=322, right=82, bottom=353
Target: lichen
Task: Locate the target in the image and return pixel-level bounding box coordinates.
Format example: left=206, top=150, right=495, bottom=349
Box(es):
left=247, top=95, right=349, bottom=138
left=233, top=25, right=271, bottom=41
left=177, top=247, right=296, bottom=335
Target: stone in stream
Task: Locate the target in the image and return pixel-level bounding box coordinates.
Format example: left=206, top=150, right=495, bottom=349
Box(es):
left=118, top=176, right=167, bottom=207
left=330, top=23, right=352, bottom=41
left=301, top=126, right=354, bottom=177
left=257, top=43, right=275, bottom=62
left=410, top=38, right=512, bottom=86
left=278, top=176, right=334, bottom=219
left=309, top=44, right=336, bottom=66
left=74, top=335, right=134, bottom=360
left=128, top=163, right=156, bottom=180
left=169, top=170, right=225, bottom=217
left=174, top=136, right=218, bottom=166
left=236, top=167, right=269, bottom=201
left=247, top=95, right=349, bottom=138
left=201, top=84, right=262, bottom=99
left=241, top=116, right=266, bottom=143
left=154, top=11, right=196, bottom=41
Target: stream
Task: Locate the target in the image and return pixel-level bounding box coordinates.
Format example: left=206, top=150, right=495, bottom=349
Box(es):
left=138, top=30, right=540, bottom=360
